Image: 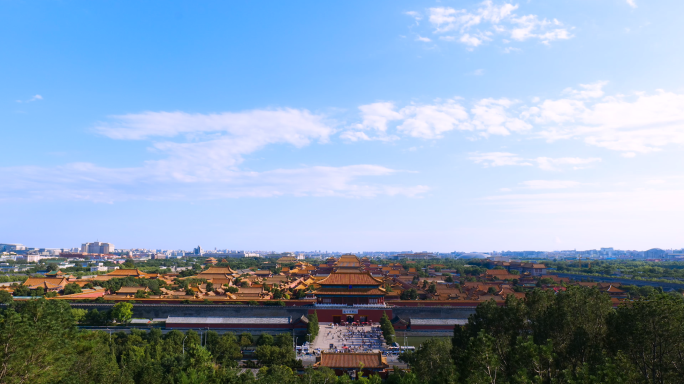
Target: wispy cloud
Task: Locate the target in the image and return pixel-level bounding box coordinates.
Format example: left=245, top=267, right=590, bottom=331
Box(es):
left=344, top=100, right=471, bottom=140
left=406, top=1, right=572, bottom=49
left=16, top=94, right=43, bottom=103
left=626, top=0, right=637, bottom=9
left=469, top=152, right=601, bottom=170
left=469, top=152, right=532, bottom=167
left=350, top=81, right=684, bottom=157
left=344, top=97, right=529, bottom=140
left=519, top=180, right=583, bottom=189
left=526, top=82, right=684, bottom=155
left=1, top=109, right=429, bottom=202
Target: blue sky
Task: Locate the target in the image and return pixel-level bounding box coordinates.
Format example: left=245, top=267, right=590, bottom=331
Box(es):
left=2, top=0, right=684, bottom=252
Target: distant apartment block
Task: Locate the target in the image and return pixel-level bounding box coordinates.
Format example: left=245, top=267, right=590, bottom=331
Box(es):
left=0, top=243, right=26, bottom=252
left=81, top=242, right=115, bottom=254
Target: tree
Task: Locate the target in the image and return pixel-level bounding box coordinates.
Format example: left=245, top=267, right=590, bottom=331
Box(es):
left=63, top=283, right=83, bottom=295
left=255, top=345, right=296, bottom=366
left=400, top=338, right=456, bottom=384
left=0, top=299, right=76, bottom=383
left=12, top=285, right=30, bottom=296
left=255, top=365, right=297, bottom=384
left=307, top=311, right=319, bottom=342
left=209, top=333, right=242, bottom=367
left=58, top=331, right=121, bottom=384
left=400, top=288, right=418, bottom=300
left=380, top=312, right=395, bottom=345
left=299, top=367, right=338, bottom=384
left=71, top=308, right=87, bottom=323
left=257, top=333, right=274, bottom=346
left=111, top=302, right=133, bottom=324
left=134, top=289, right=148, bottom=298
left=608, top=294, right=684, bottom=383
left=239, top=332, right=254, bottom=347
left=0, top=289, right=12, bottom=303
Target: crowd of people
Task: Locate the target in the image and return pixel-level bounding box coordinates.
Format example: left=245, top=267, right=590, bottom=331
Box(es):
left=324, top=323, right=384, bottom=353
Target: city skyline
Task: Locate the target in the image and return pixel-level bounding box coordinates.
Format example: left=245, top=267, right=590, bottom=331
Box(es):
left=3, top=0, right=684, bottom=251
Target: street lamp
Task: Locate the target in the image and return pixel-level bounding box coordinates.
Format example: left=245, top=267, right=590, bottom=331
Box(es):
left=182, top=334, right=188, bottom=355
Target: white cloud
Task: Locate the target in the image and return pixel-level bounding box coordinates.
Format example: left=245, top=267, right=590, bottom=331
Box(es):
left=346, top=97, right=530, bottom=140
left=405, top=11, right=421, bottom=19
left=96, top=109, right=332, bottom=143
left=469, top=152, right=532, bottom=167
left=534, top=157, right=602, bottom=171
left=397, top=101, right=471, bottom=139
left=460, top=33, right=487, bottom=47
left=348, top=81, right=684, bottom=156
left=354, top=102, right=403, bottom=132
left=16, top=94, right=43, bottom=103
left=519, top=180, right=583, bottom=189
left=562, top=81, right=608, bottom=99
left=529, top=84, right=684, bottom=154
left=346, top=100, right=471, bottom=140
left=415, top=35, right=432, bottom=42
left=469, top=152, right=601, bottom=171
left=0, top=162, right=429, bottom=202
left=509, top=15, right=571, bottom=44
left=626, top=0, right=637, bottom=9
left=1, top=108, right=428, bottom=202
left=470, top=98, right=532, bottom=136
left=411, top=1, right=572, bottom=49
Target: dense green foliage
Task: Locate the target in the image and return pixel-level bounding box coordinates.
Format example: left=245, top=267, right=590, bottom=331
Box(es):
left=546, top=259, right=684, bottom=284
left=0, top=299, right=356, bottom=383
left=379, top=312, right=395, bottom=345
left=63, top=282, right=83, bottom=295
left=307, top=311, right=319, bottom=342
left=399, top=286, right=684, bottom=384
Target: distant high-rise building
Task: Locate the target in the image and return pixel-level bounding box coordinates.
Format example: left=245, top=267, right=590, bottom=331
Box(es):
left=193, top=245, right=203, bottom=255
left=81, top=242, right=114, bottom=254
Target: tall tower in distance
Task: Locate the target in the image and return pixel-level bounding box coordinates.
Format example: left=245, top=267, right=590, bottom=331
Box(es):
left=80, top=242, right=114, bottom=254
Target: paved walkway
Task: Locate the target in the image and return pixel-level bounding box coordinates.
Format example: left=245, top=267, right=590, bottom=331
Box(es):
left=312, top=323, right=385, bottom=353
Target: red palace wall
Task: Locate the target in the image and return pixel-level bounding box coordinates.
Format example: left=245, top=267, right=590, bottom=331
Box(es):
left=308, top=308, right=393, bottom=323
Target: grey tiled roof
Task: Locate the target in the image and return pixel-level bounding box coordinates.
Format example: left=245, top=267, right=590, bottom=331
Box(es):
left=166, top=316, right=291, bottom=324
